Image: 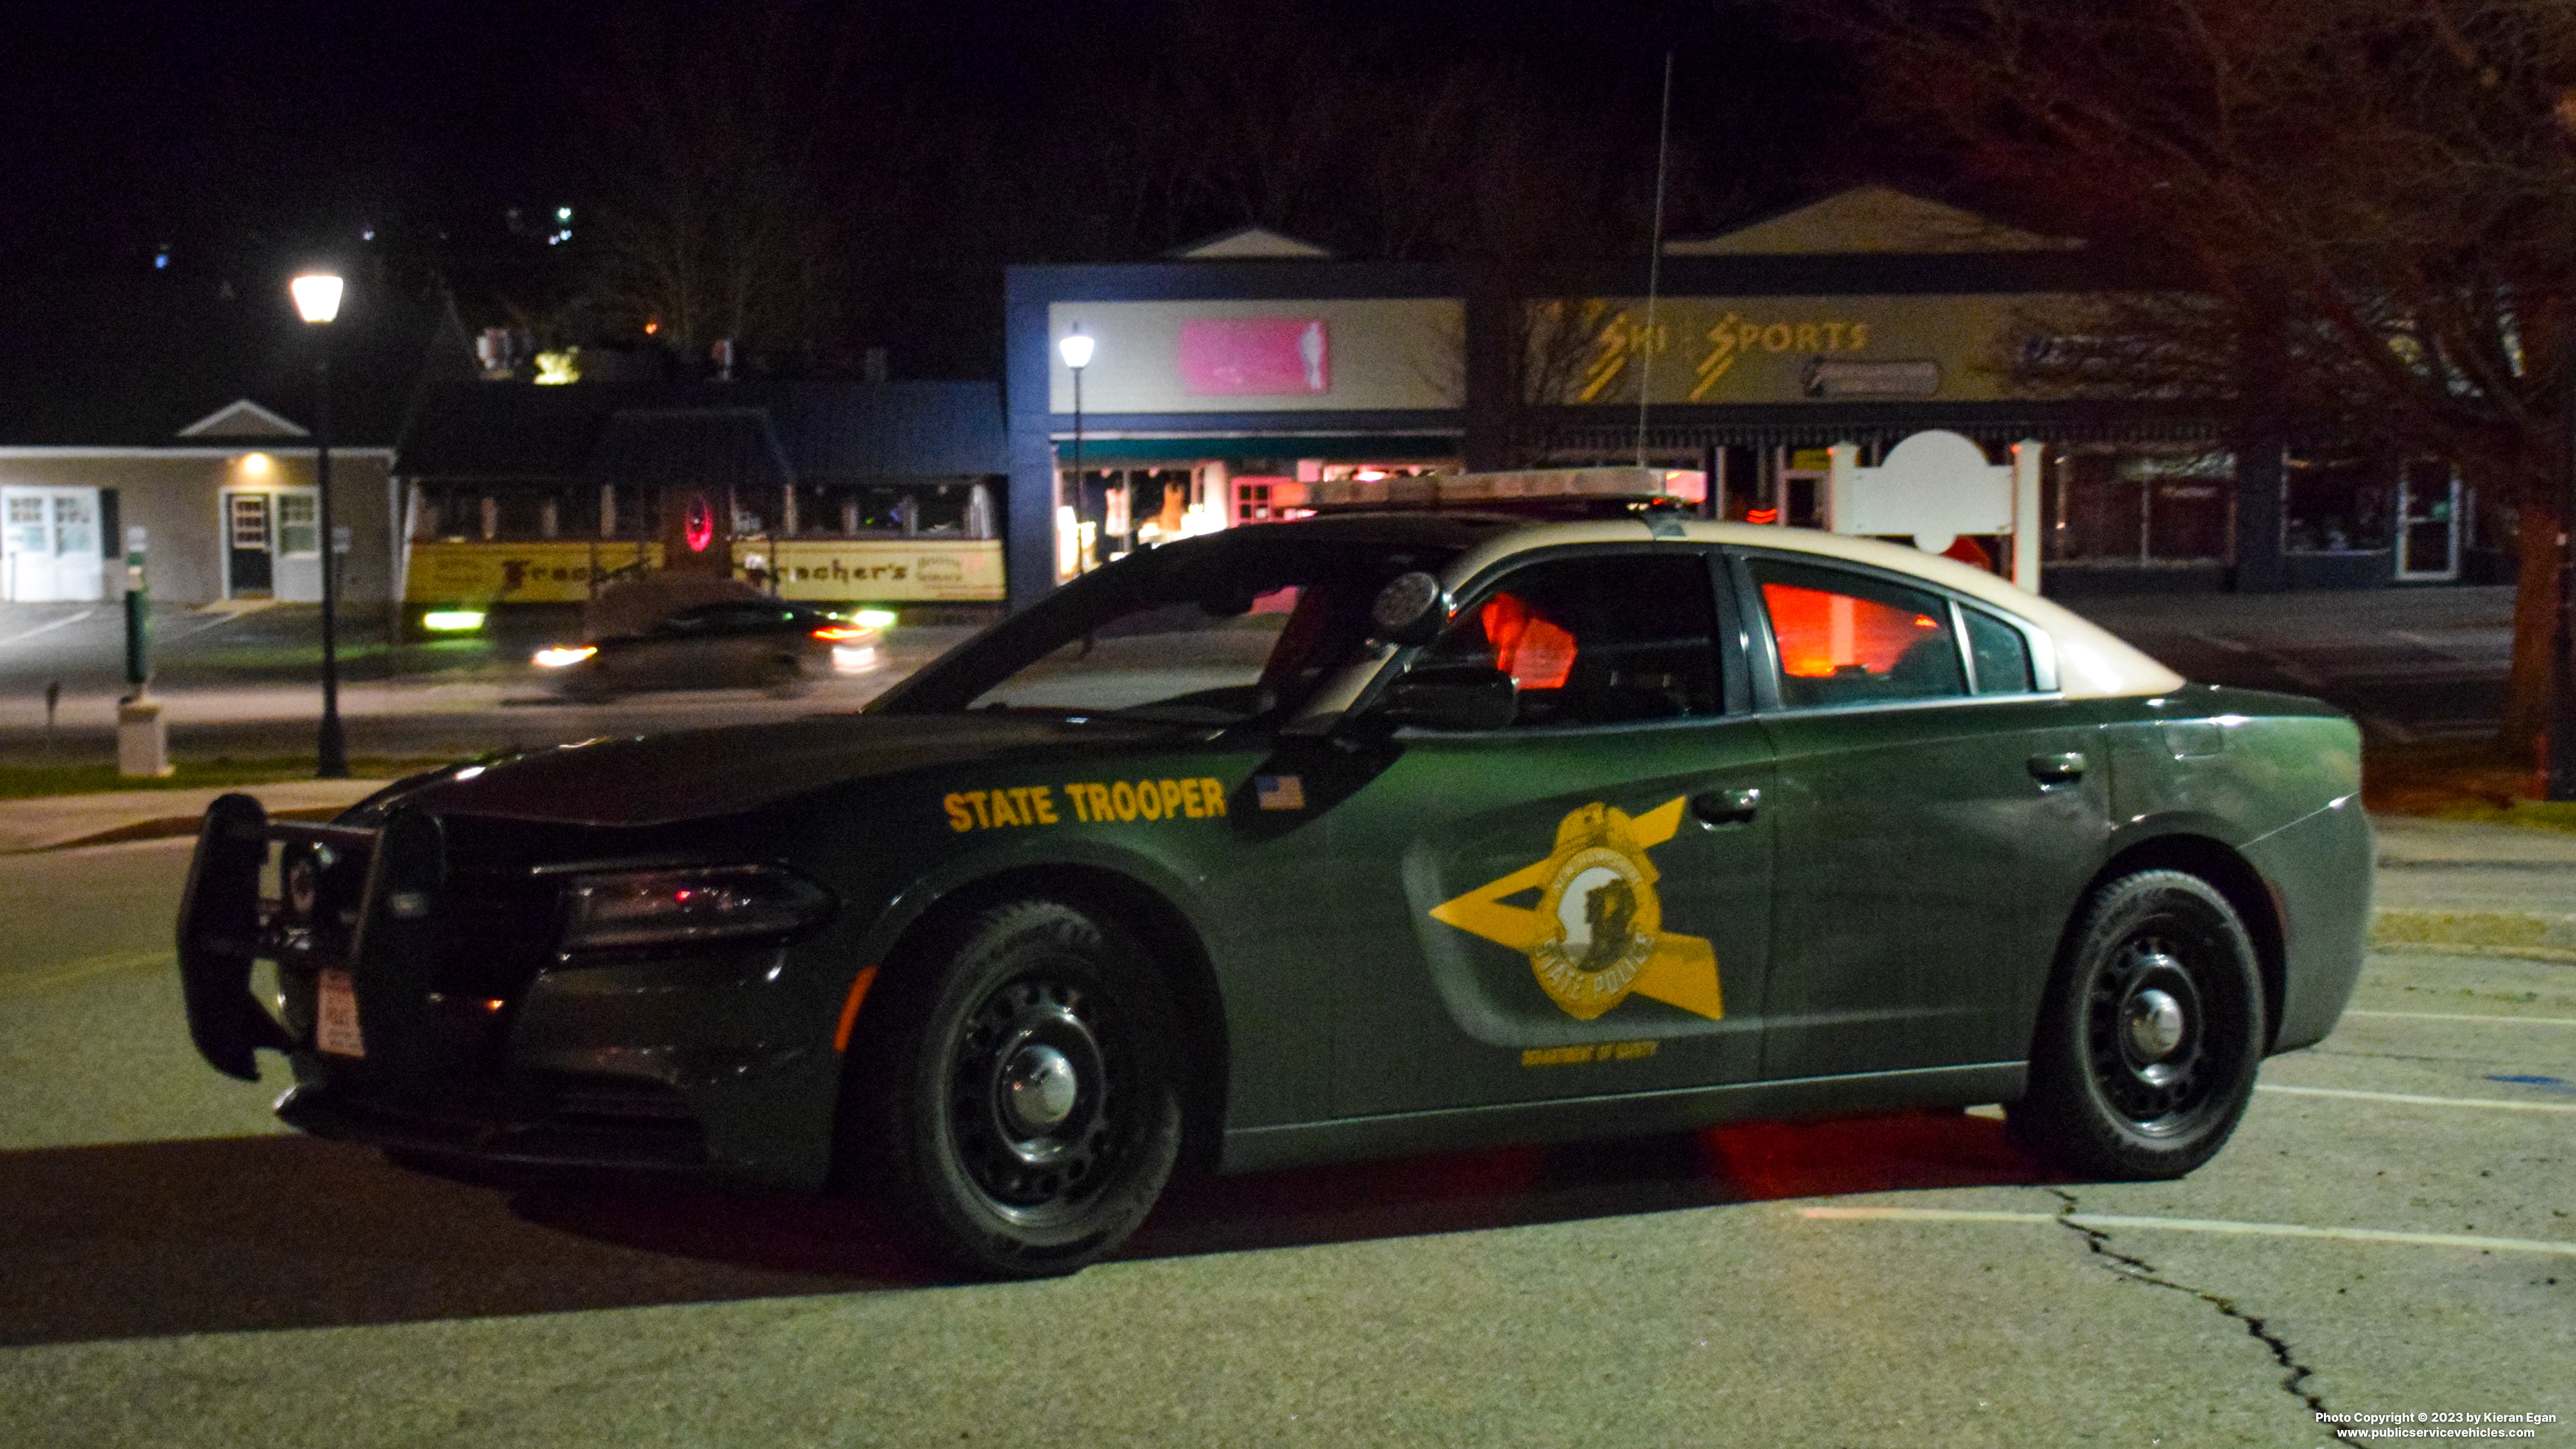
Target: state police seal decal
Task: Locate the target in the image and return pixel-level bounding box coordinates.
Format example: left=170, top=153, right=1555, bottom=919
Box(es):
left=1429, top=798, right=1726, bottom=1022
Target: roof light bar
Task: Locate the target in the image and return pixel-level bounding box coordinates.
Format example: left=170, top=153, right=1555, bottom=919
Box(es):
left=1306, top=467, right=1706, bottom=510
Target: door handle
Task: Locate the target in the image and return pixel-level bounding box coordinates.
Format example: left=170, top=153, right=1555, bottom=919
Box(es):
left=2027, top=751, right=2086, bottom=785
left=1690, top=787, right=1761, bottom=825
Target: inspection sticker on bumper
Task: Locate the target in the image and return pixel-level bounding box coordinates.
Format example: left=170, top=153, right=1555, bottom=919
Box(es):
left=317, top=970, right=365, bottom=1057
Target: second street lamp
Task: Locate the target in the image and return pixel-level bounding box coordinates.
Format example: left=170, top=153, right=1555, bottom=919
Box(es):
left=291, top=272, right=349, bottom=779
left=1059, top=328, right=1093, bottom=572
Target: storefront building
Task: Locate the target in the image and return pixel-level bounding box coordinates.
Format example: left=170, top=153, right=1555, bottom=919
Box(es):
left=2, top=398, right=397, bottom=609
left=1004, top=190, right=2498, bottom=609
left=391, top=379, right=1008, bottom=623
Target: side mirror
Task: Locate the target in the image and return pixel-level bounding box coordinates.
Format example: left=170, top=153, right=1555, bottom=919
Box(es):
left=1369, top=571, right=1449, bottom=647
left=1378, top=662, right=1516, bottom=732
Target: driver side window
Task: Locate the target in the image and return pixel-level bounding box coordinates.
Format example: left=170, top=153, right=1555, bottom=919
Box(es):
left=1419, top=551, right=1721, bottom=728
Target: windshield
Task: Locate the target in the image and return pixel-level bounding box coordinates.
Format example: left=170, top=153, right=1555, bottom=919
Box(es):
left=873, top=529, right=1465, bottom=723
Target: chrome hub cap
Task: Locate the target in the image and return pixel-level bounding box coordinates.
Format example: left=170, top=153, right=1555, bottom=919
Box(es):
left=2125, top=987, right=2187, bottom=1063
left=1003, top=1044, right=1080, bottom=1131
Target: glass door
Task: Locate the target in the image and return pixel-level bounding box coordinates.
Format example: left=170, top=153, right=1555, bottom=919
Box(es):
left=0, top=486, right=103, bottom=602
left=2395, top=459, right=2460, bottom=582
left=224, top=492, right=274, bottom=597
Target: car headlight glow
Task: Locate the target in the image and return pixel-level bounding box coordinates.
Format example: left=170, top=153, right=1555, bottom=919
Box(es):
left=559, top=864, right=836, bottom=952
left=854, top=609, right=898, bottom=629
left=423, top=610, right=488, bottom=633
left=532, top=645, right=598, bottom=668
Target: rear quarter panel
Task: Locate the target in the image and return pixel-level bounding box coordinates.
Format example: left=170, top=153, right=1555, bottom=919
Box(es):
left=2101, top=690, right=2370, bottom=1053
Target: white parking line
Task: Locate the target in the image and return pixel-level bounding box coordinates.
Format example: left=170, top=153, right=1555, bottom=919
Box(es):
left=2345, top=1009, right=2576, bottom=1027
left=2257, top=1084, right=2576, bottom=1112
left=0, top=607, right=98, bottom=649
left=0, top=950, right=172, bottom=998
left=1798, top=1206, right=2576, bottom=1259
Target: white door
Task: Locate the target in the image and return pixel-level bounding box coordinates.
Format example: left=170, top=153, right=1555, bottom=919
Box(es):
left=272, top=488, right=323, bottom=602
left=1, top=486, right=104, bottom=602
left=2395, top=460, right=2462, bottom=582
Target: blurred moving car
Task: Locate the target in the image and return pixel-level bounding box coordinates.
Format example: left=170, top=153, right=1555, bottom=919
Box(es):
left=532, top=601, right=885, bottom=698
left=179, top=470, right=2369, bottom=1280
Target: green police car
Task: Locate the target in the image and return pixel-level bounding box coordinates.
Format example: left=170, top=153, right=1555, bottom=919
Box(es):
left=178, top=500, right=2370, bottom=1277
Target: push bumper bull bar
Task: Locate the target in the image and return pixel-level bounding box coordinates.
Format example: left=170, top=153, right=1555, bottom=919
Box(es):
left=174, top=791, right=446, bottom=1083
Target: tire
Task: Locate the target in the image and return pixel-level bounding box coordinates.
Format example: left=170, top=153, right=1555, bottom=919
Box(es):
left=845, top=899, right=1182, bottom=1278
left=2008, top=869, right=2265, bottom=1180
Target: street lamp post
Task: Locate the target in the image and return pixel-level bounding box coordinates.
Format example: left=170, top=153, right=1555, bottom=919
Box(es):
left=1059, top=329, right=1093, bottom=572
left=291, top=272, right=349, bottom=779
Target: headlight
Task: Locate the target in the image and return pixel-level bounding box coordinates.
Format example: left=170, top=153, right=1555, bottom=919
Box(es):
left=533, top=645, right=598, bottom=668
left=559, top=865, right=836, bottom=951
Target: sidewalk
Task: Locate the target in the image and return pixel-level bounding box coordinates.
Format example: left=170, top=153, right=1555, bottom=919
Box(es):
left=0, top=779, right=392, bottom=853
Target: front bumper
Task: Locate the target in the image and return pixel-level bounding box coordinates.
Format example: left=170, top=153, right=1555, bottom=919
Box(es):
left=175, top=793, right=844, bottom=1184
left=275, top=1073, right=708, bottom=1171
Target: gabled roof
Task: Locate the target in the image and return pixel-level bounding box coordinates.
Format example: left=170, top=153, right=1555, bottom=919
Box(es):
left=1663, top=185, right=2085, bottom=257
left=176, top=398, right=307, bottom=438
left=394, top=379, right=1008, bottom=482
left=1167, top=226, right=1336, bottom=260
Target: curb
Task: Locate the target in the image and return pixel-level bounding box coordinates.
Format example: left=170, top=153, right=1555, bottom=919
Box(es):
left=16, top=805, right=352, bottom=854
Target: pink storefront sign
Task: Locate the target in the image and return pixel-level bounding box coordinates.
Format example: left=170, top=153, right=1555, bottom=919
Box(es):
left=1178, top=318, right=1329, bottom=396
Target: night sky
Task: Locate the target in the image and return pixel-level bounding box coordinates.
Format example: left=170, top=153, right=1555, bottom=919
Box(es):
left=3, top=2, right=1861, bottom=379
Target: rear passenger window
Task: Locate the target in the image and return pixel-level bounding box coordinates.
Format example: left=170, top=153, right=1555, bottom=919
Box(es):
left=1421, top=552, right=1721, bottom=727
left=1749, top=560, right=1965, bottom=708
left=1963, top=608, right=2034, bottom=695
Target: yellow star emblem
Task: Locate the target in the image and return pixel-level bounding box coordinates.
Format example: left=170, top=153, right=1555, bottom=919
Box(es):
left=1428, top=797, right=1724, bottom=1021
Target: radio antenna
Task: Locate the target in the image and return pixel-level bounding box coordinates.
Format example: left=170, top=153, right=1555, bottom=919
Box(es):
left=1634, top=49, right=1675, bottom=468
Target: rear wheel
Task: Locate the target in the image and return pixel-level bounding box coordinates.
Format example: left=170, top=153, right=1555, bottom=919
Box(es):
left=2008, top=869, right=2264, bottom=1179
left=844, top=899, right=1181, bottom=1277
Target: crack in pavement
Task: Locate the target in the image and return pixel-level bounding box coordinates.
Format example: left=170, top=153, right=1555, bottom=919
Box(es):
left=2044, top=1188, right=2336, bottom=1437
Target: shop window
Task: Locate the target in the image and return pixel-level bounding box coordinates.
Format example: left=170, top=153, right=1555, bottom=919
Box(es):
left=1233, top=476, right=1309, bottom=522
left=2286, top=450, right=2394, bottom=553
left=277, top=494, right=318, bottom=556
left=2046, top=447, right=2235, bottom=565
left=1749, top=559, right=1965, bottom=708
left=1420, top=552, right=1721, bottom=728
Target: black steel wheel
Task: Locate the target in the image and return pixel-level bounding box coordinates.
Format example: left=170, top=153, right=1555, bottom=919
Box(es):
left=2008, top=869, right=2265, bottom=1179
left=844, top=899, right=1181, bottom=1278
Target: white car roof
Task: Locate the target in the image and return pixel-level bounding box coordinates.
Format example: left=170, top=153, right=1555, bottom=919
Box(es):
left=1441, top=516, right=2184, bottom=701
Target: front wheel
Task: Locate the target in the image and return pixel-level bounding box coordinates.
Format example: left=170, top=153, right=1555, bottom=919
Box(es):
left=845, top=899, right=1181, bottom=1277
left=2008, top=869, right=2265, bottom=1180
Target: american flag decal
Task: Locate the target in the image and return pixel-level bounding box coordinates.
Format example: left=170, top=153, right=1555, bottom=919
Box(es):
left=1254, top=775, right=1306, bottom=811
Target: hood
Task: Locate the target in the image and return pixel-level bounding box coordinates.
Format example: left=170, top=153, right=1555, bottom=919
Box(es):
left=370, top=712, right=1192, bottom=828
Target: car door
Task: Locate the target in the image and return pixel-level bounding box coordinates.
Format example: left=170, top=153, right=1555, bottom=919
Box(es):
left=1734, top=549, right=2110, bottom=1080
left=1319, top=546, right=1776, bottom=1118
